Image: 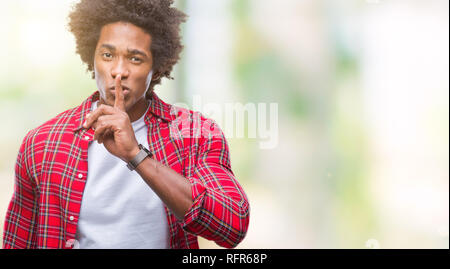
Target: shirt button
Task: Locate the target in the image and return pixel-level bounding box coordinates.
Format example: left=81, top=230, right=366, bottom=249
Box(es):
left=69, top=216, right=75, bottom=221
left=65, top=239, right=75, bottom=248
left=78, top=173, right=83, bottom=179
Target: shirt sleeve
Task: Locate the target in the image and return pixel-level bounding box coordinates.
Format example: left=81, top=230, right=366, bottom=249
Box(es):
left=180, top=120, right=250, bottom=249
left=3, top=135, right=38, bottom=249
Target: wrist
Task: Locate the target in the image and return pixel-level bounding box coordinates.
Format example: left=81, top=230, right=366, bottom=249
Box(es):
left=125, top=144, right=154, bottom=171
left=125, top=145, right=141, bottom=163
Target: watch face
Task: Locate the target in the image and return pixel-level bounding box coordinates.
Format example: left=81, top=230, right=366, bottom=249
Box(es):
left=142, top=146, right=152, bottom=155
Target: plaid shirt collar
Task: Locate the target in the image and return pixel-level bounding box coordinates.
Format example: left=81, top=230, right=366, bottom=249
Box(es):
left=73, top=90, right=175, bottom=133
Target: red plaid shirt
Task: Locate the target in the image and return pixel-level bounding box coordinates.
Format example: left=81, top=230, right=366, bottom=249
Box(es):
left=3, top=91, right=250, bottom=249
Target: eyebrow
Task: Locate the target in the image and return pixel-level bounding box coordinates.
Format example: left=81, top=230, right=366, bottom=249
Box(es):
left=127, top=49, right=148, bottom=58
left=100, top=44, right=149, bottom=58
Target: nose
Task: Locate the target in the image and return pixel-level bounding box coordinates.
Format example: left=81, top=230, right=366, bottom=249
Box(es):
left=111, top=58, right=129, bottom=80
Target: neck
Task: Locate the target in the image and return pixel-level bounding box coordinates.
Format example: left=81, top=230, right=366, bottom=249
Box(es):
left=127, top=98, right=150, bottom=122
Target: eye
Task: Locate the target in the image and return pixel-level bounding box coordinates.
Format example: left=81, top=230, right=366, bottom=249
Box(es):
left=102, top=52, right=113, bottom=59
left=130, top=56, right=142, bottom=63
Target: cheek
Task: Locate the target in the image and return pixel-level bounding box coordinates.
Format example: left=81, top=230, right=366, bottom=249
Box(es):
left=94, top=68, right=104, bottom=86
left=94, top=64, right=109, bottom=100
left=144, top=70, right=154, bottom=90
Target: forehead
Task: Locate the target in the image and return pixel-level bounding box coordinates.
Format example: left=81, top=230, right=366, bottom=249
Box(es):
left=96, top=22, right=152, bottom=53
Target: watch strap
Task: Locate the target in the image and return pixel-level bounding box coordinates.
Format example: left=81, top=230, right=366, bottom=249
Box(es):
left=126, top=144, right=153, bottom=171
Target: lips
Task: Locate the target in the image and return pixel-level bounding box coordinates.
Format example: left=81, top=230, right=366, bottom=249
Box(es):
left=109, top=86, right=131, bottom=94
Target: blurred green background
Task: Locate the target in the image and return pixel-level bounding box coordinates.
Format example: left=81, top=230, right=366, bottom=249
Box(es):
left=0, top=0, right=448, bottom=248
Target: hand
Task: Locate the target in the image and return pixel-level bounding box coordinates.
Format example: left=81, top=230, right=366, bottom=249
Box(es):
left=83, top=75, right=140, bottom=162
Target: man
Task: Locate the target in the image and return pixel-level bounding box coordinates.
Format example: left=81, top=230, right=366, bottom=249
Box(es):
left=3, top=0, right=249, bottom=249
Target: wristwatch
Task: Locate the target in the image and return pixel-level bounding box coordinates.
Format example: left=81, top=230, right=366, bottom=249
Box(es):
left=126, top=144, right=153, bottom=171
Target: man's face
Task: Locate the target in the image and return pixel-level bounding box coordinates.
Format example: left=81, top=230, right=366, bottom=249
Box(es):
left=94, top=22, right=154, bottom=111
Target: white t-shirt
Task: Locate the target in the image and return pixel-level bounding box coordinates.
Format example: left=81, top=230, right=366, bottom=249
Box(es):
left=75, top=101, right=169, bottom=249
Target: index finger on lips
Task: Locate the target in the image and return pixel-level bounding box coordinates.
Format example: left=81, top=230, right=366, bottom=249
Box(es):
left=114, top=75, right=126, bottom=111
